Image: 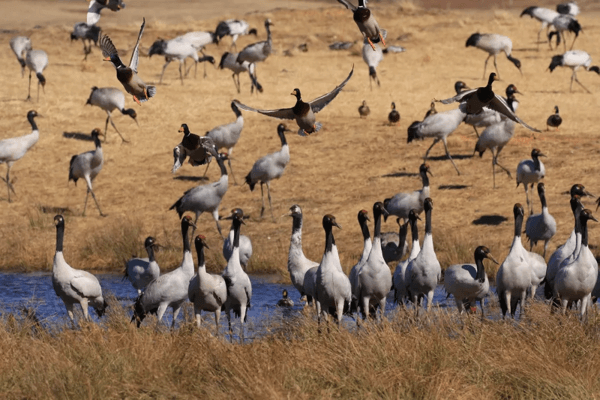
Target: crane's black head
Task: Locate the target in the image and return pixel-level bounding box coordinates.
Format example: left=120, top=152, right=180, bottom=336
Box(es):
left=486, top=73, right=498, bottom=87
left=144, top=236, right=158, bottom=249
left=571, top=184, right=594, bottom=199
left=373, top=201, right=388, bottom=218
left=224, top=208, right=245, bottom=224
left=90, top=128, right=103, bottom=141
left=568, top=19, right=582, bottom=36
left=513, top=203, right=525, bottom=218
left=123, top=108, right=137, bottom=121
left=537, top=182, right=546, bottom=196
left=194, top=234, right=209, bottom=250
left=265, top=19, right=273, bottom=28
left=548, top=55, right=563, bottom=73
left=420, top=163, right=433, bottom=176
left=291, top=88, right=301, bottom=100
left=277, top=123, right=292, bottom=136
left=54, top=214, right=64, bottom=227
left=289, top=204, right=302, bottom=218
left=148, top=39, right=166, bottom=57
left=520, top=6, right=538, bottom=18
left=531, top=148, right=545, bottom=159
left=506, top=84, right=521, bottom=97
left=358, top=209, right=370, bottom=224
left=202, top=55, right=216, bottom=65
left=408, top=209, right=421, bottom=222
left=179, top=124, right=190, bottom=135
left=581, top=209, right=599, bottom=224
left=474, top=246, right=499, bottom=265
left=423, top=197, right=433, bottom=212
left=590, top=66, right=600, bottom=75
left=323, top=214, right=341, bottom=230
left=465, top=33, right=480, bottom=48
left=218, top=52, right=230, bottom=69
left=27, top=110, right=39, bottom=119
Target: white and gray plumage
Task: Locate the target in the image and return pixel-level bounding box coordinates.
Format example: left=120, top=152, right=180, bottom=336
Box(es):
left=544, top=186, right=592, bottom=300
left=438, top=73, right=540, bottom=133
left=349, top=209, right=372, bottom=315
left=516, top=148, right=546, bottom=215
left=245, top=124, right=291, bottom=219
left=223, top=221, right=252, bottom=269
left=68, top=128, right=105, bottom=217
left=222, top=208, right=252, bottom=342
left=380, top=217, right=408, bottom=265
left=525, top=183, right=557, bottom=259
left=557, top=1, right=580, bottom=17
left=206, top=102, right=244, bottom=184
left=465, top=83, right=521, bottom=137
left=548, top=50, right=599, bottom=94
left=70, top=22, right=101, bottom=60
left=520, top=6, right=559, bottom=49
left=0, top=110, right=40, bottom=203
left=148, top=34, right=216, bottom=84
left=52, top=215, right=107, bottom=324
left=407, top=105, right=467, bottom=175
left=548, top=14, right=582, bottom=51
left=465, top=33, right=522, bottom=80
left=384, top=163, right=432, bottom=221
left=393, top=210, right=420, bottom=306
left=554, top=209, right=598, bottom=320
left=315, top=214, right=352, bottom=325
left=171, top=124, right=216, bottom=174
left=337, top=0, right=386, bottom=50
left=188, top=235, right=227, bottom=334
left=170, top=152, right=229, bottom=238
left=218, top=52, right=262, bottom=94
left=405, top=198, right=440, bottom=314
left=361, top=37, right=383, bottom=90
left=86, top=86, right=137, bottom=143
left=215, top=19, right=257, bottom=50
left=288, top=205, right=319, bottom=303
left=10, top=36, right=32, bottom=77
left=87, top=0, right=124, bottom=26
left=234, top=66, right=354, bottom=136
left=355, top=202, right=392, bottom=320
left=132, top=216, right=196, bottom=328
left=25, top=49, right=48, bottom=102
left=496, top=204, right=530, bottom=319
left=236, top=19, right=273, bottom=81
left=444, top=246, right=498, bottom=316
left=124, top=236, right=161, bottom=295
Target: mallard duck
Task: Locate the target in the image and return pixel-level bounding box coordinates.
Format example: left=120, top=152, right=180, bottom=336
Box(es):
left=546, top=106, right=562, bottom=130
left=277, top=289, right=294, bottom=307
left=234, top=66, right=353, bottom=136
left=358, top=100, right=370, bottom=118
left=99, top=18, right=156, bottom=105
left=388, top=102, right=400, bottom=125
left=337, top=0, right=386, bottom=51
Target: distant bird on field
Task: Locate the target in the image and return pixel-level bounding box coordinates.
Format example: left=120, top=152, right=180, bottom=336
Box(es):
left=70, top=22, right=101, bottom=60
left=25, top=49, right=48, bottom=102
left=0, top=110, right=41, bottom=203
left=87, top=0, right=125, bottom=26
left=234, top=66, right=354, bottom=136
left=124, top=236, right=161, bottom=295
left=100, top=18, right=156, bottom=105
left=383, top=46, right=406, bottom=54
left=520, top=6, right=559, bottom=49
left=86, top=86, right=137, bottom=143
left=465, top=33, right=522, bottom=80
left=548, top=14, right=581, bottom=51
left=557, top=1, right=580, bottom=16
left=236, top=19, right=274, bottom=82
left=358, top=100, right=370, bottom=118
left=205, top=101, right=244, bottom=183
left=337, top=0, right=386, bottom=50
left=548, top=50, right=599, bottom=94
left=388, top=102, right=400, bottom=125
left=218, top=51, right=263, bottom=94
left=516, top=149, right=546, bottom=215
left=329, top=41, right=355, bottom=50
left=52, top=215, right=107, bottom=324
left=547, top=106, right=562, bottom=130
left=10, top=36, right=32, bottom=77
left=437, top=73, right=540, bottom=133
left=245, top=124, right=292, bottom=219
left=68, top=128, right=105, bottom=217
left=362, top=37, right=382, bottom=89
left=215, top=19, right=257, bottom=50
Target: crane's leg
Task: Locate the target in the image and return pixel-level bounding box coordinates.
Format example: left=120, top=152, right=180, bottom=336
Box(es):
left=4, top=165, right=16, bottom=202
left=493, top=55, right=500, bottom=80
left=89, top=188, right=105, bottom=217
left=201, top=161, right=211, bottom=179
left=561, top=31, right=567, bottom=52
left=240, top=305, right=246, bottom=343
left=107, top=111, right=128, bottom=143
left=178, top=62, right=184, bottom=85
left=155, top=303, right=169, bottom=328
left=85, top=176, right=104, bottom=217
left=26, top=71, right=32, bottom=101
left=483, top=54, right=492, bottom=80
left=171, top=306, right=182, bottom=329
left=194, top=306, right=202, bottom=329
left=423, top=138, right=440, bottom=161
left=79, top=298, right=90, bottom=321
left=212, top=209, right=223, bottom=238
left=82, top=188, right=90, bottom=216
left=442, top=137, right=460, bottom=175
left=493, top=148, right=512, bottom=177
left=214, top=308, right=221, bottom=336
left=64, top=302, right=76, bottom=327
left=226, top=309, right=233, bottom=343
left=231, top=73, right=241, bottom=93
left=524, top=185, right=532, bottom=215
left=572, top=70, right=592, bottom=94
left=104, top=114, right=110, bottom=140
left=570, top=34, right=577, bottom=51
left=543, top=240, right=549, bottom=259
left=266, top=181, right=275, bottom=220
left=259, top=182, right=266, bottom=218
left=159, top=60, right=171, bottom=84
left=491, top=151, right=496, bottom=189
left=227, top=147, right=238, bottom=185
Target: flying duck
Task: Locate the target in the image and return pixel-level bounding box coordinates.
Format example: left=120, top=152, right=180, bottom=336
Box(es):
left=337, top=0, right=386, bottom=50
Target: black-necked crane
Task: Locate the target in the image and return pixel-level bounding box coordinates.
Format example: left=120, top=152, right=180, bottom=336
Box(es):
left=218, top=52, right=263, bottom=94
left=52, top=215, right=108, bottom=325
left=337, top=0, right=386, bottom=50
left=546, top=106, right=562, bottom=130
left=516, top=149, right=546, bottom=215
left=10, top=36, right=32, bottom=77
left=205, top=101, right=244, bottom=184
left=86, top=86, right=137, bottom=143
left=465, top=33, right=522, bottom=80
left=68, top=128, right=105, bottom=217
left=287, top=204, right=320, bottom=304
left=215, top=19, right=257, bottom=50
left=0, top=110, right=41, bottom=203
left=236, top=19, right=273, bottom=82
left=87, top=0, right=125, bottom=26
left=548, top=50, right=599, bottom=94
left=557, top=1, right=580, bottom=17
left=520, top=6, right=559, bottom=49
left=125, top=237, right=161, bottom=296
left=548, top=14, right=581, bottom=51
left=384, top=163, right=431, bottom=220
left=349, top=209, right=371, bottom=317
left=392, top=210, right=420, bottom=307
left=25, top=49, right=48, bottom=102
left=222, top=217, right=252, bottom=269
left=70, top=22, right=101, bottom=60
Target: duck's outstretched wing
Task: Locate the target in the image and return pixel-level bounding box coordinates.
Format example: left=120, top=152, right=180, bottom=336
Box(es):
left=308, top=65, right=354, bottom=114
left=99, top=34, right=125, bottom=67
left=129, top=17, right=146, bottom=73
left=437, top=88, right=478, bottom=104
left=233, top=100, right=296, bottom=120
left=486, top=95, right=541, bottom=132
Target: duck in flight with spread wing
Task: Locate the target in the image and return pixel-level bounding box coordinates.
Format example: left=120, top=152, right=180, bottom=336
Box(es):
left=100, top=18, right=156, bottom=105
left=337, top=0, right=386, bottom=51
left=233, top=66, right=354, bottom=136
left=436, top=73, right=540, bottom=133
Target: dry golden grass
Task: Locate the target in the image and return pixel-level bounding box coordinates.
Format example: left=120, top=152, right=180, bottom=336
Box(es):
left=1, top=1, right=600, bottom=284
left=3, top=300, right=600, bottom=399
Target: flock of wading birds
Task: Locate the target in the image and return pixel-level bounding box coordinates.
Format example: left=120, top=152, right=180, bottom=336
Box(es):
left=1, top=0, right=600, bottom=337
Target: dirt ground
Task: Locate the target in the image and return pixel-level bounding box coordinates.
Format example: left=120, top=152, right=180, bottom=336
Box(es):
left=1, top=0, right=600, bottom=279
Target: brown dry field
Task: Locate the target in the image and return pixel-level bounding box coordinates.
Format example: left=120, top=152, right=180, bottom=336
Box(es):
left=1, top=0, right=600, bottom=282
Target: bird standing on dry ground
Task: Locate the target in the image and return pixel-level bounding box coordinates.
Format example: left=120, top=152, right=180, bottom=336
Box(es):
left=10, top=36, right=32, bottom=77
left=86, top=86, right=137, bottom=143
left=215, top=19, right=257, bottom=50
left=234, top=66, right=354, bottom=136
left=68, top=128, right=105, bottom=217
left=548, top=50, right=599, bottom=94
left=358, top=100, right=370, bottom=118
left=70, top=22, right=101, bottom=60
left=465, top=33, right=522, bottom=80
left=516, top=149, right=546, bottom=215
left=25, top=49, right=48, bottom=102
left=0, top=110, right=41, bottom=203
left=100, top=18, right=156, bottom=105
left=388, top=102, right=400, bottom=125
left=547, top=106, right=562, bottom=130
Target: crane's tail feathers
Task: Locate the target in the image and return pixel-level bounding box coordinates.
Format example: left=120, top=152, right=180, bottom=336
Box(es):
left=543, top=280, right=553, bottom=300
left=169, top=198, right=184, bottom=218
left=498, top=291, right=507, bottom=316
left=131, top=295, right=146, bottom=328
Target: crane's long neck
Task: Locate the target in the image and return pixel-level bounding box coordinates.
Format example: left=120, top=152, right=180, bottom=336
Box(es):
left=580, top=216, right=589, bottom=248
left=410, top=217, right=419, bottom=245
left=540, top=189, right=548, bottom=211
left=181, top=222, right=191, bottom=254
left=425, top=208, right=432, bottom=236
left=514, top=212, right=523, bottom=238
left=397, top=221, right=408, bottom=256
left=265, top=23, right=272, bottom=43
left=290, top=215, right=303, bottom=247
left=196, top=244, right=205, bottom=272
left=421, top=171, right=430, bottom=189
left=533, top=154, right=541, bottom=172
left=27, top=114, right=38, bottom=132
left=475, top=256, right=486, bottom=283
left=147, top=245, right=155, bottom=263
left=217, top=156, right=228, bottom=176
left=233, top=219, right=241, bottom=249
left=55, top=222, right=64, bottom=253
left=325, top=224, right=335, bottom=253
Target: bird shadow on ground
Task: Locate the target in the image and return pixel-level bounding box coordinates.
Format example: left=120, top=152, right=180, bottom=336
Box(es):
left=173, top=176, right=208, bottom=182
left=37, top=204, right=73, bottom=215
left=514, top=47, right=541, bottom=52
left=427, top=154, right=473, bottom=161
left=381, top=172, right=418, bottom=178
left=472, top=215, right=508, bottom=226
left=63, top=132, right=94, bottom=142
left=438, top=185, right=469, bottom=190
left=530, top=90, right=564, bottom=94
